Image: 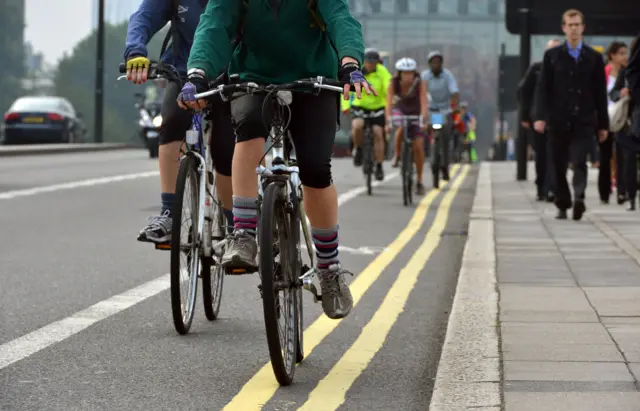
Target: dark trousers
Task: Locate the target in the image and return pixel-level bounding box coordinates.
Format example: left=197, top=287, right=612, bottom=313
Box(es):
left=550, top=129, right=591, bottom=210
left=624, top=149, right=638, bottom=204
left=598, top=135, right=626, bottom=201
left=533, top=130, right=554, bottom=197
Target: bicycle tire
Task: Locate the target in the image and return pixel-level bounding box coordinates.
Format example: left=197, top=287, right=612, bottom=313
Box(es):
left=402, top=137, right=413, bottom=206
left=170, top=154, right=200, bottom=335
left=260, top=183, right=298, bottom=385
left=290, top=189, right=305, bottom=364
left=364, top=127, right=373, bottom=196
left=202, top=203, right=225, bottom=321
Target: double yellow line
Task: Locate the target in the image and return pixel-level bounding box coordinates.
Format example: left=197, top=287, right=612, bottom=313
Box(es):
left=223, top=164, right=470, bottom=411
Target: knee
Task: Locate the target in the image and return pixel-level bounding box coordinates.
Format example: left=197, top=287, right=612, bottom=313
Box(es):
left=300, top=162, right=332, bottom=189
left=230, top=95, right=268, bottom=142
left=159, top=106, right=190, bottom=145
left=351, top=119, right=364, bottom=132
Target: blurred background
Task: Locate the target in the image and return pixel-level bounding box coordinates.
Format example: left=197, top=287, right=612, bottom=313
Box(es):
left=0, top=0, right=634, bottom=156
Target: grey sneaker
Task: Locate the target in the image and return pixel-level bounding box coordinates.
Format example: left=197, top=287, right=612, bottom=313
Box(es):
left=137, top=209, right=172, bottom=243
left=220, top=229, right=258, bottom=271
left=317, top=264, right=353, bottom=319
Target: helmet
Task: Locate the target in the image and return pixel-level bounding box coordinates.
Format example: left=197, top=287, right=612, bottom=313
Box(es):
left=428, top=51, right=443, bottom=63
left=460, top=101, right=468, bottom=108
left=364, top=48, right=380, bottom=62
left=395, top=57, right=417, bottom=71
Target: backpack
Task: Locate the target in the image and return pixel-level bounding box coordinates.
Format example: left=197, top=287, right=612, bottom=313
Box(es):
left=159, top=0, right=209, bottom=60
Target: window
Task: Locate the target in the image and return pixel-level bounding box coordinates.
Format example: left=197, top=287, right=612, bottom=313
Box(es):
left=369, top=0, right=381, bottom=13
left=469, top=0, right=489, bottom=15
left=396, top=0, right=409, bottom=13
left=488, top=0, right=498, bottom=15
left=458, top=0, right=469, bottom=15
left=428, top=0, right=438, bottom=13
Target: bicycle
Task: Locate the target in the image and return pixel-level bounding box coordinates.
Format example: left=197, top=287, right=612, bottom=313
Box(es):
left=429, top=108, right=451, bottom=189
left=118, top=62, right=226, bottom=335
left=353, top=109, right=384, bottom=195
left=193, top=75, right=345, bottom=386
left=389, top=114, right=423, bottom=206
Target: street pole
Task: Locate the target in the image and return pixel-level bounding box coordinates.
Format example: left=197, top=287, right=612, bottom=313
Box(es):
left=516, top=0, right=531, bottom=180
left=498, top=43, right=506, bottom=161
left=94, top=0, right=105, bottom=143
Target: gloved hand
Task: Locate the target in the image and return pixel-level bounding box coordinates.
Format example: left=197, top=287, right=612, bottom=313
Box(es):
left=125, top=56, right=151, bottom=84
left=338, top=62, right=376, bottom=100
left=177, top=70, right=209, bottom=110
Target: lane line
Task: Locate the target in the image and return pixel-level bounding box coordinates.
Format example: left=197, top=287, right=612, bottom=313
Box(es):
left=0, top=171, right=159, bottom=200
left=0, top=275, right=170, bottom=370
left=0, top=172, right=399, bottom=370
left=221, top=164, right=462, bottom=411
left=298, top=165, right=470, bottom=411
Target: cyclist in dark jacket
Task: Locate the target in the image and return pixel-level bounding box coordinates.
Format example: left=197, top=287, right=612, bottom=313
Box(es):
left=123, top=0, right=235, bottom=244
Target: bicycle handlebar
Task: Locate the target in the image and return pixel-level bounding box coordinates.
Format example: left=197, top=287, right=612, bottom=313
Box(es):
left=193, top=76, right=345, bottom=101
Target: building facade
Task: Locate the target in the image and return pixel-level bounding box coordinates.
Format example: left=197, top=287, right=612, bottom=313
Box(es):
left=92, top=0, right=142, bottom=29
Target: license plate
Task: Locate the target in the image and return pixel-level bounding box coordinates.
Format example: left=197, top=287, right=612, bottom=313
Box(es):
left=23, top=117, right=44, bottom=124
left=147, top=131, right=159, bottom=138
left=431, top=113, right=444, bottom=125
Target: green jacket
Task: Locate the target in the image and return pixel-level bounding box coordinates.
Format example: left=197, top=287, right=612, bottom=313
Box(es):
left=188, top=0, right=365, bottom=84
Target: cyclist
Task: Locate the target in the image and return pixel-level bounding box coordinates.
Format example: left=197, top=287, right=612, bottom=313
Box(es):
left=177, top=0, right=372, bottom=320
left=459, top=101, right=478, bottom=163
left=420, top=51, right=460, bottom=181
left=386, top=57, right=429, bottom=194
left=123, top=0, right=235, bottom=243
left=350, top=48, right=392, bottom=181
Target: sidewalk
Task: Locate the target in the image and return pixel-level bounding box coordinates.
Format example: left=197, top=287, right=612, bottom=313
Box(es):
left=431, top=162, right=640, bottom=411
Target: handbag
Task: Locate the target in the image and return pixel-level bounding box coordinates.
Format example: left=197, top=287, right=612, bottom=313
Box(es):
left=609, top=95, right=631, bottom=132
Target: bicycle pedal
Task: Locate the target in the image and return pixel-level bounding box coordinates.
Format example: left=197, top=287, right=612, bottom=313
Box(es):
left=154, top=242, right=171, bottom=250
left=225, top=267, right=255, bottom=275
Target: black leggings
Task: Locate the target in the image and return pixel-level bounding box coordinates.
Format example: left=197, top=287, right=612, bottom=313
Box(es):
left=230, top=91, right=338, bottom=189
left=160, top=81, right=235, bottom=176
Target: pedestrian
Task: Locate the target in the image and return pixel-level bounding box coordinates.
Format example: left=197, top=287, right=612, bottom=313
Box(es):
left=518, top=38, right=561, bottom=202
left=628, top=35, right=640, bottom=139
left=610, top=37, right=639, bottom=210
left=600, top=41, right=629, bottom=205
left=533, top=9, right=609, bottom=221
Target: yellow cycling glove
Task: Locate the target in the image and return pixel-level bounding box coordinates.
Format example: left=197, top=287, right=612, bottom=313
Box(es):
left=126, top=56, right=150, bottom=70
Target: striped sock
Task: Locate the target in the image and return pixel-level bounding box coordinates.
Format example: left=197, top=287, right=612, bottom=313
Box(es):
left=312, top=225, right=339, bottom=269
left=232, top=196, right=258, bottom=236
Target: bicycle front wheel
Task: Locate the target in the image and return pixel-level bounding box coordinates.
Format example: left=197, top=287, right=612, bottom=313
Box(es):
left=202, top=201, right=224, bottom=320
left=402, top=138, right=414, bottom=206
left=363, top=128, right=373, bottom=196
left=259, top=183, right=299, bottom=386
left=170, top=155, right=200, bottom=335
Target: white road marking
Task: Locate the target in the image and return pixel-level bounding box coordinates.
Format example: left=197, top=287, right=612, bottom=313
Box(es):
left=0, top=171, right=159, bottom=200
left=301, top=244, right=386, bottom=255
left=0, top=173, right=398, bottom=370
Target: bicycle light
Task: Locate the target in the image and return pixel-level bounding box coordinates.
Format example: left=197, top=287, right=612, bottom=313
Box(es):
left=152, top=115, right=163, bottom=127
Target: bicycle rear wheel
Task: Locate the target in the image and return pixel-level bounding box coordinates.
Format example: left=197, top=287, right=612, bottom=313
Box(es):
left=202, top=200, right=225, bottom=321
left=170, top=155, right=200, bottom=335
left=260, top=183, right=299, bottom=386
left=402, top=138, right=413, bottom=206
left=363, top=128, right=373, bottom=196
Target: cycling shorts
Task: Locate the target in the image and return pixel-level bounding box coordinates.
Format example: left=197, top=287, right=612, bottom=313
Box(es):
left=352, top=108, right=385, bottom=128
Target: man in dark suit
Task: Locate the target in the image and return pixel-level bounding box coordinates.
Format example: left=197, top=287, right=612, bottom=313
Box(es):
left=628, top=34, right=640, bottom=138
left=519, top=38, right=561, bottom=202
left=533, top=9, right=609, bottom=221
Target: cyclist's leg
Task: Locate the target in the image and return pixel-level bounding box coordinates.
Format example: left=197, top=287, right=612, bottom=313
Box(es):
left=391, top=109, right=404, bottom=167
left=208, top=96, right=235, bottom=233
left=289, top=91, right=353, bottom=320
left=221, top=94, right=270, bottom=268
left=351, top=110, right=365, bottom=166
left=372, top=117, right=385, bottom=180
left=139, top=81, right=191, bottom=243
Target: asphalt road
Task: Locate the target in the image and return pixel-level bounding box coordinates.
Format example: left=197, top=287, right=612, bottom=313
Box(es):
left=0, top=149, right=477, bottom=411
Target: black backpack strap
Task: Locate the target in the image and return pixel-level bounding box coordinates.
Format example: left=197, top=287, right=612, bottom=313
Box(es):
left=308, top=0, right=325, bottom=32
left=159, top=0, right=180, bottom=61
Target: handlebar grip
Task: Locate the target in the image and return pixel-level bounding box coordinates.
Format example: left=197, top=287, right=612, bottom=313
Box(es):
left=119, top=63, right=126, bottom=74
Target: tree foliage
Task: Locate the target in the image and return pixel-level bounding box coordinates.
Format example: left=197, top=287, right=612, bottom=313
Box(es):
left=0, top=0, right=25, bottom=114
left=54, top=22, right=168, bottom=143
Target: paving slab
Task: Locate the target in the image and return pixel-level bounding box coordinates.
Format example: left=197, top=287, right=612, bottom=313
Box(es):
left=505, top=392, right=640, bottom=411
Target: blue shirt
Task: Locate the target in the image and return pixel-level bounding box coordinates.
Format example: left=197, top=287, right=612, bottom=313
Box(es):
left=124, top=0, right=207, bottom=75
left=420, top=68, right=459, bottom=110
left=567, top=41, right=583, bottom=62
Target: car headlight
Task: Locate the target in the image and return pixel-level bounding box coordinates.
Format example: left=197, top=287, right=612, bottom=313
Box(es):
left=152, top=115, right=162, bottom=127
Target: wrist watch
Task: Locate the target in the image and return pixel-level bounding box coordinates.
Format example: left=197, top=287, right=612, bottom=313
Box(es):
left=187, top=68, right=206, bottom=79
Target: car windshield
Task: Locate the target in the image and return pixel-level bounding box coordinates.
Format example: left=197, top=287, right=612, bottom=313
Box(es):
left=10, top=98, right=64, bottom=112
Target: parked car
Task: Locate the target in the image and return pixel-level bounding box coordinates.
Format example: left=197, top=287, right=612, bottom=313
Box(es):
left=2, top=96, right=86, bottom=144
